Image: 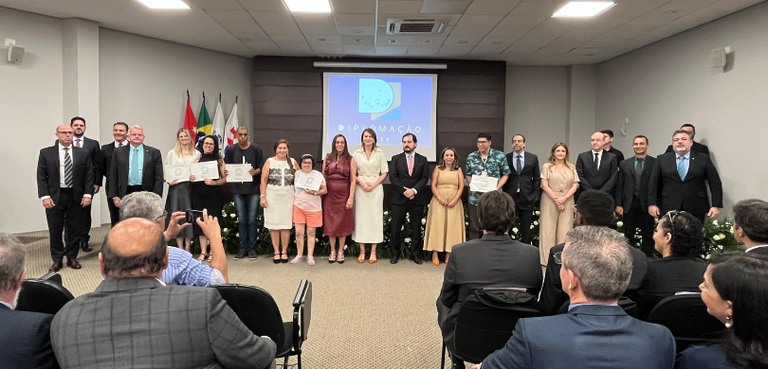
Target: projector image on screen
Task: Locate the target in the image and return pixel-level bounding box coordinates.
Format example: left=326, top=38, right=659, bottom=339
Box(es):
left=323, top=73, right=438, bottom=161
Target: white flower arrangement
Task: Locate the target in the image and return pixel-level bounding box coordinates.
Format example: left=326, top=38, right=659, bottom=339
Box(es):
left=535, top=211, right=541, bottom=216
left=512, top=227, right=518, bottom=234
left=384, top=211, right=389, bottom=216
left=533, top=221, right=539, bottom=226
left=616, top=221, right=623, bottom=228
left=235, top=233, right=239, bottom=237
left=422, top=219, right=426, bottom=225
left=222, top=210, right=227, bottom=216
left=230, top=213, right=236, bottom=218
left=713, top=220, right=719, bottom=226
left=223, top=228, right=229, bottom=233
left=404, top=238, right=411, bottom=244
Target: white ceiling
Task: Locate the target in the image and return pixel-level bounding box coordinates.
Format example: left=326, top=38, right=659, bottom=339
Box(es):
left=1, top=0, right=764, bottom=65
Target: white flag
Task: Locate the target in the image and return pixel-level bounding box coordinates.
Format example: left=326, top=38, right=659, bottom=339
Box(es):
left=211, top=99, right=226, bottom=155
left=224, top=102, right=238, bottom=149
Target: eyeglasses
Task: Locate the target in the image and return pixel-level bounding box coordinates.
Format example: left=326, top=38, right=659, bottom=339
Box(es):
left=476, top=140, right=489, bottom=144
left=553, top=252, right=563, bottom=265
left=156, top=211, right=168, bottom=222
left=57, top=131, right=74, bottom=135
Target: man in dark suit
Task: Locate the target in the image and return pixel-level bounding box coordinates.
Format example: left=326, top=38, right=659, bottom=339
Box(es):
left=733, top=199, right=768, bottom=256
left=649, top=129, right=723, bottom=222
left=0, top=233, right=59, bottom=369
left=615, top=135, right=657, bottom=257
left=438, top=191, right=541, bottom=361
left=665, top=123, right=710, bottom=155
left=576, top=131, right=618, bottom=201
left=502, top=134, right=540, bottom=244
left=388, top=133, right=430, bottom=264
left=601, top=129, right=625, bottom=162
left=539, top=190, right=648, bottom=315
left=37, top=125, right=94, bottom=272
left=70, top=116, right=103, bottom=252
left=51, top=218, right=276, bottom=369
left=100, top=122, right=129, bottom=226
left=478, top=226, right=675, bottom=369
left=108, top=125, right=164, bottom=207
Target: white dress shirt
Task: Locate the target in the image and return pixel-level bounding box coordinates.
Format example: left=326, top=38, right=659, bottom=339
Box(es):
left=591, top=150, right=603, bottom=170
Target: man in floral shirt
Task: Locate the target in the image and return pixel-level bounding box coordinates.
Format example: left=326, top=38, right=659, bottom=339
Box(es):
left=465, top=133, right=510, bottom=239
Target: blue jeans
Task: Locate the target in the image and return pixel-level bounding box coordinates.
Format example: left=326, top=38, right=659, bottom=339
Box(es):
left=233, top=194, right=260, bottom=251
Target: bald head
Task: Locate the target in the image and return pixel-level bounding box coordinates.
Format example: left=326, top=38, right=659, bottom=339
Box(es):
left=100, top=218, right=167, bottom=279
left=56, top=124, right=74, bottom=146
left=590, top=132, right=605, bottom=152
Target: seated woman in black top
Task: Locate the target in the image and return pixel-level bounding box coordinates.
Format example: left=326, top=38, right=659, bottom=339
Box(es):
left=637, top=211, right=707, bottom=319
left=675, top=253, right=768, bottom=369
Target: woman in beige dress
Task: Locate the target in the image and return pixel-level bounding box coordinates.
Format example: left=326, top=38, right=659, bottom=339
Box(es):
left=424, top=147, right=466, bottom=265
left=539, top=142, right=579, bottom=267
left=351, top=128, right=389, bottom=264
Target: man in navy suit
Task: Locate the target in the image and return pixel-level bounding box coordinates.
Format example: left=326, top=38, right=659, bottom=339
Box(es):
left=108, top=125, right=164, bottom=207
left=576, top=132, right=618, bottom=201
left=615, top=135, right=657, bottom=257
left=100, top=122, right=129, bottom=226
left=477, top=226, right=675, bottom=369
left=648, top=129, right=723, bottom=222
left=70, top=116, right=103, bottom=252
left=664, top=123, right=710, bottom=155
left=502, top=134, right=540, bottom=244
left=388, top=133, right=430, bottom=264
left=0, top=233, right=59, bottom=369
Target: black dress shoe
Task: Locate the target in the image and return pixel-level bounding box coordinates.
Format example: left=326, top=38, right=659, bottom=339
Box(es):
left=49, top=261, right=63, bottom=272
left=390, top=257, right=399, bottom=264
left=81, top=241, right=92, bottom=252
left=411, top=257, right=423, bottom=265
left=67, top=258, right=82, bottom=270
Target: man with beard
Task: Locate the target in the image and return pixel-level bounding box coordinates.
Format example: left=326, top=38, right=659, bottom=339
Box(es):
left=648, top=129, right=723, bottom=222
left=100, top=122, right=129, bottom=226
left=503, top=134, right=540, bottom=244
left=70, top=116, right=103, bottom=252
left=664, top=124, right=710, bottom=155
left=615, top=135, right=657, bottom=257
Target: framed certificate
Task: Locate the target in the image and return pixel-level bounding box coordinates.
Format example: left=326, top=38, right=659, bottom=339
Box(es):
left=190, top=161, right=219, bottom=181
left=294, top=171, right=323, bottom=191
left=164, top=164, right=190, bottom=182
left=226, top=164, right=253, bottom=183
left=469, top=175, right=498, bottom=193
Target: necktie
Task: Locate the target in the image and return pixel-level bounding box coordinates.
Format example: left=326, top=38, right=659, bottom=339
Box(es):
left=76, top=138, right=81, bottom=148
left=677, top=157, right=687, bottom=180
left=516, top=155, right=522, bottom=174
left=634, top=158, right=643, bottom=195
left=408, top=154, right=413, bottom=176
left=64, top=147, right=73, bottom=187
left=594, top=153, right=599, bottom=171
left=130, top=148, right=140, bottom=184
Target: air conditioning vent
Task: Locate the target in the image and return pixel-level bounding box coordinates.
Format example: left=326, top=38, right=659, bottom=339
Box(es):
left=387, top=19, right=446, bottom=34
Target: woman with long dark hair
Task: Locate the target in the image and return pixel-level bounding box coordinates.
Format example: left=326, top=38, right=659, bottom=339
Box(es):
left=260, top=139, right=299, bottom=263
left=322, top=134, right=357, bottom=262
left=191, top=135, right=227, bottom=261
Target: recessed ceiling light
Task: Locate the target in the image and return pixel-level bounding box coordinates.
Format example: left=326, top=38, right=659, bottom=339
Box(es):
left=423, top=40, right=431, bottom=44
left=491, top=41, right=503, bottom=45
left=354, top=39, right=363, bottom=43
left=552, top=1, right=615, bottom=18
left=457, top=40, right=468, bottom=44
left=284, top=0, right=331, bottom=13
left=135, top=0, right=190, bottom=9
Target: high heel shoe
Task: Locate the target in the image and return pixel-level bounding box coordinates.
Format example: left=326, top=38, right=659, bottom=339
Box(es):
left=273, top=253, right=280, bottom=264
left=432, top=258, right=440, bottom=266
left=369, top=251, right=377, bottom=264
left=197, top=252, right=207, bottom=261
left=337, top=252, right=345, bottom=264
left=328, top=251, right=336, bottom=263
left=358, top=253, right=365, bottom=263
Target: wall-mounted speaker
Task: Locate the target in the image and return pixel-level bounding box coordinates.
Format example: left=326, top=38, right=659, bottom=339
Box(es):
left=709, top=48, right=726, bottom=68
left=7, top=44, right=25, bottom=64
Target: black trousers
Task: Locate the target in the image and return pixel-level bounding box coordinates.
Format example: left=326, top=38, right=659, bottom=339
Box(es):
left=515, top=202, right=534, bottom=245
left=389, top=202, right=424, bottom=259
left=107, top=195, right=120, bottom=226
left=79, top=203, right=92, bottom=245
left=624, top=198, right=656, bottom=257
left=468, top=204, right=481, bottom=240
left=45, top=189, right=82, bottom=262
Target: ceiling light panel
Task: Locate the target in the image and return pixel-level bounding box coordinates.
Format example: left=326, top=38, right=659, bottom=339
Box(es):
left=136, top=0, right=190, bottom=9
left=284, top=0, right=331, bottom=13
left=553, top=2, right=616, bottom=18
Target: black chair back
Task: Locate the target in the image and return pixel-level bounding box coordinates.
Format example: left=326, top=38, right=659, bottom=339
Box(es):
left=292, top=279, right=312, bottom=350
left=16, top=277, right=74, bottom=315
left=452, top=287, right=540, bottom=364
left=647, top=293, right=725, bottom=351
left=213, top=284, right=287, bottom=354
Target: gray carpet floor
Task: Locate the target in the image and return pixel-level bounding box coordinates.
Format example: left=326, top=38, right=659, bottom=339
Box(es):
left=17, top=225, right=457, bottom=368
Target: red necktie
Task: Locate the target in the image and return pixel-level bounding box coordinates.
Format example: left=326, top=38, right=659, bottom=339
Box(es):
left=408, top=154, right=413, bottom=176
left=76, top=139, right=82, bottom=148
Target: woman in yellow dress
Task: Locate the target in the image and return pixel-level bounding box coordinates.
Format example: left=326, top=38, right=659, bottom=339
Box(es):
left=423, top=147, right=466, bottom=265
left=539, top=142, right=579, bottom=267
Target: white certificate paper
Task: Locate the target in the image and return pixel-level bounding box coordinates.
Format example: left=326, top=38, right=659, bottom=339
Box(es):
left=165, top=164, right=190, bottom=182
left=226, top=164, right=253, bottom=183
left=469, top=175, right=498, bottom=193
left=294, top=171, right=323, bottom=191
left=190, top=161, right=219, bottom=181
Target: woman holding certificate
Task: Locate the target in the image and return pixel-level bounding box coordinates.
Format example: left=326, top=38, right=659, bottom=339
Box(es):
left=191, top=135, right=227, bottom=261
left=322, top=134, right=356, bottom=263
left=539, top=142, right=579, bottom=267
left=165, top=128, right=200, bottom=252
left=260, top=139, right=299, bottom=263
left=351, top=128, right=388, bottom=264
left=291, top=154, right=327, bottom=266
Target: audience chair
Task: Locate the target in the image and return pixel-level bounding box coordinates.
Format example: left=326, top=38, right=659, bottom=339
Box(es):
left=16, top=274, right=75, bottom=315
left=647, top=293, right=725, bottom=352
left=214, top=279, right=312, bottom=369
left=442, top=287, right=540, bottom=369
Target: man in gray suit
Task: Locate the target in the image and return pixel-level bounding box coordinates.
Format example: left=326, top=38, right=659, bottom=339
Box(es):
left=51, top=218, right=275, bottom=369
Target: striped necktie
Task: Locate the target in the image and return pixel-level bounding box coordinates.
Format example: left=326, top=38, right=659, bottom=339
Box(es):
left=64, top=147, right=73, bottom=187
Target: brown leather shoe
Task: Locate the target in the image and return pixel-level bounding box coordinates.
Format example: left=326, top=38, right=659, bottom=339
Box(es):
left=49, top=261, right=63, bottom=272
left=66, top=258, right=82, bottom=270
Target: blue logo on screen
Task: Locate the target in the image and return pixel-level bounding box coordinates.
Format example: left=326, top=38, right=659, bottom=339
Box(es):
left=359, top=79, right=401, bottom=121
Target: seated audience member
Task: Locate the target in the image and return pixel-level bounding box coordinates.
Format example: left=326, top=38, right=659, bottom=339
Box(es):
left=637, top=211, right=707, bottom=319
left=0, top=233, right=60, bottom=369
left=437, top=191, right=541, bottom=360
left=675, top=254, right=768, bottom=369
left=539, top=190, right=649, bottom=315
left=119, top=191, right=227, bottom=286
left=476, top=226, right=675, bottom=369
left=51, top=218, right=276, bottom=369
left=733, top=199, right=768, bottom=256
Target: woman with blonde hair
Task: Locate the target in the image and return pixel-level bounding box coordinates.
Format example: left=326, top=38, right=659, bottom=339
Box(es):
left=423, top=147, right=465, bottom=265
left=538, top=142, right=579, bottom=267
left=165, top=128, right=200, bottom=252
left=351, top=128, right=388, bottom=264
left=260, top=139, right=299, bottom=263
